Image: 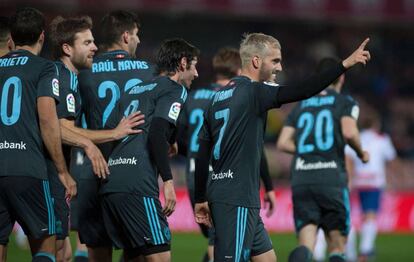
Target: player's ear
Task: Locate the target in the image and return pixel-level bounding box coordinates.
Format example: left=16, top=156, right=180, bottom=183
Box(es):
left=122, top=31, right=129, bottom=45
left=252, top=55, right=260, bottom=69
left=179, top=57, right=188, bottom=71
left=38, top=30, right=45, bottom=45
left=62, top=43, right=72, bottom=57
left=7, top=36, right=15, bottom=51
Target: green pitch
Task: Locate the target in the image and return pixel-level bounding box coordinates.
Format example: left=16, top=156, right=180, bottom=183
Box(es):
left=5, top=232, right=414, bottom=261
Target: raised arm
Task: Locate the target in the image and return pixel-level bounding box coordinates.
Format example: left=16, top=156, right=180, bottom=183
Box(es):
left=277, top=38, right=371, bottom=105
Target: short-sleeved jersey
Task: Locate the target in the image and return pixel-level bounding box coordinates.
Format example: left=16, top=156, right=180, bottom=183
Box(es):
left=345, top=129, right=396, bottom=189
left=77, top=50, right=155, bottom=179
left=179, top=84, right=220, bottom=160
left=285, top=89, right=359, bottom=188
left=0, top=50, right=60, bottom=179
left=47, top=61, right=80, bottom=165
left=100, top=76, right=187, bottom=197
left=199, top=76, right=281, bottom=208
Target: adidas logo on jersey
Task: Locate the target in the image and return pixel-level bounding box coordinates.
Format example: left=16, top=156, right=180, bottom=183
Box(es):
left=211, top=169, right=234, bottom=180
left=108, top=156, right=137, bottom=166
left=295, top=157, right=337, bottom=171
left=0, top=140, right=27, bottom=150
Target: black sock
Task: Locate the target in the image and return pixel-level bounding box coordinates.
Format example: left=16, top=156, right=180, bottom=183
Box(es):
left=32, top=252, right=55, bottom=262
left=74, top=250, right=89, bottom=262
left=288, top=245, right=313, bottom=262
left=329, top=253, right=346, bottom=262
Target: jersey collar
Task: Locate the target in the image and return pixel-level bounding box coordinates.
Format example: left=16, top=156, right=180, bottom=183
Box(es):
left=100, top=50, right=130, bottom=59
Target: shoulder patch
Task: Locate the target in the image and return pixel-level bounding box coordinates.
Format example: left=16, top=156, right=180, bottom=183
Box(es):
left=66, top=94, right=75, bottom=113
left=351, top=105, right=359, bottom=120
left=168, top=102, right=182, bottom=121
left=52, top=78, right=59, bottom=96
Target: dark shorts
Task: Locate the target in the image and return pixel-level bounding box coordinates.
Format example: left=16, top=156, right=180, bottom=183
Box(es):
left=0, top=176, right=56, bottom=245
left=47, top=161, right=69, bottom=240
left=101, top=193, right=171, bottom=256
left=210, top=202, right=273, bottom=262
left=292, top=185, right=350, bottom=236
left=358, top=189, right=382, bottom=213
left=77, top=178, right=112, bottom=247
left=68, top=152, right=85, bottom=231
left=187, top=169, right=215, bottom=245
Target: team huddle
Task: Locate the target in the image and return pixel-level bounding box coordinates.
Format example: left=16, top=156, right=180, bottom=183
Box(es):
left=0, top=7, right=372, bottom=262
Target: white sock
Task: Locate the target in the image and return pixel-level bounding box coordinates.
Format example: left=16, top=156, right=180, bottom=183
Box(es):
left=359, top=220, right=377, bottom=255
left=346, top=226, right=357, bottom=261
left=314, top=229, right=327, bottom=261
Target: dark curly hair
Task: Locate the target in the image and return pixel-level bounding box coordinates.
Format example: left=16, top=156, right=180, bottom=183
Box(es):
left=49, top=16, right=93, bottom=60
left=10, top=7, right=45, bottom=46
left=156, top=38, right=200, bottom=75
left=99, top=10, right=140, bottom=48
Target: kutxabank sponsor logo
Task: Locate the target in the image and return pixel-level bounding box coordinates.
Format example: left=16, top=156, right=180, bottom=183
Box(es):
left=295, top=157, right=337, bottom=171
left=211, top=169, right=234, bottom=180
left=0, top=140, right=26, bottom=150
left=108, top=156, right=137, bottom=166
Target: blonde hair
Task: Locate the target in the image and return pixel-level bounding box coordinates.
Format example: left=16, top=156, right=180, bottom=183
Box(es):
left=239, top=33, right=281, bottom=67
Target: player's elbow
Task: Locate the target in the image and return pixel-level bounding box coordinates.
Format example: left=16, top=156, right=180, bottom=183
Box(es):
left=342, top=127, right=357, bottom=141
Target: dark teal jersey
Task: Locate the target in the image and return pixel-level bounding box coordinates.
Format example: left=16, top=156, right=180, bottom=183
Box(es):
left=54, top=61, right=80, bottom=122
left=77, top=50, right=155, bottom=179
left=180, top=84, right=220, bottom=159
left=198, top=76, right=281, bottom=208
left=0, top=50, right=60, bottom=179
left=101, top=76, right=187, bottom=197
left=285, top=89, right=359, bottom=187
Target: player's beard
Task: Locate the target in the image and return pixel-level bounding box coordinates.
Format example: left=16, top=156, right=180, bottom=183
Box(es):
left=258, top=66, right=272, bottom=82
left=73, top=54, right=92, bottom=70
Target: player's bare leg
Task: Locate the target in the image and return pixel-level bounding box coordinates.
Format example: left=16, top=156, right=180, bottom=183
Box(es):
left=207, top=245, right=214, bottom=261
left=73, top=232, right=88, bottom=261
left=251, top=249, right=277, bottom=262
left=326, top=230, right=347, bottom=262
left=288, top=224, right=316, bottom=262
left=59, top=237, right=72, bottom=262
left=56, top=239, right=65, bottom=262
left=29, top=235, right=57, bottom=261
left=88, top=246, right=112, bottom=262
left=0, top=245, right=7, bottom=262
left=298, top=224, right=318, bottom=251
left=144, top=251, right=171, bottom=262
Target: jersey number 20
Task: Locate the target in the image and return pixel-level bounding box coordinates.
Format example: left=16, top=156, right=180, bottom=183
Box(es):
left=297, top=109, right=334, bottom=154
left=1, top=76, right=22, bottom=126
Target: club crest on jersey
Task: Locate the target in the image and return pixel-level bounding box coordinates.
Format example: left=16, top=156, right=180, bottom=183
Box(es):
left=66, top=94, right=75, bottom=113
left=351, top=105, right=360, bottom=120
left=168, top=102, right=181, bottom=121
left=52, top=78, right=59, bottom=96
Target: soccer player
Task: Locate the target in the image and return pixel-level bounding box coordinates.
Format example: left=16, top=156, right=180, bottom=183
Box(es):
left=100, top=38, right=199, bottom=262
left=345, top=113, right=397, bottom=262
left=277, top=57, right=370, bottom=262
left=0, top=8, right=76, bottom=262
left=194, top=33, right=371, bottom=262
left=0, top=16, right=14, bottom=57
left=76, top=10, right=155, bottom=262
left=177, top=47, right=276, bottom=262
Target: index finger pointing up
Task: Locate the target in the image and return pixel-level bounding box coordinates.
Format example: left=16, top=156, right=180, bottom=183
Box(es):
left=359, top=38, right=370, bottom=50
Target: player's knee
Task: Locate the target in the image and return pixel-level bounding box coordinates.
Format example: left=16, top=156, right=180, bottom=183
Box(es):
left=32, top=252, right=56, bottom=262
left=288, top=245, right=312, bottom=262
